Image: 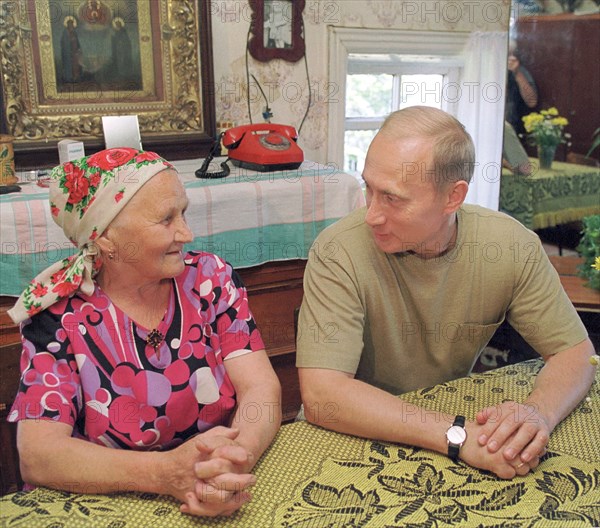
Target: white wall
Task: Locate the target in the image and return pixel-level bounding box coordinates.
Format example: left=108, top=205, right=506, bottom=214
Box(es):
left=210, top=0, right=509, bottom=165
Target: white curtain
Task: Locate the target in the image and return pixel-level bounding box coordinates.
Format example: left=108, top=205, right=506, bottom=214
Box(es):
left=456, top=32, right=508, bottom=210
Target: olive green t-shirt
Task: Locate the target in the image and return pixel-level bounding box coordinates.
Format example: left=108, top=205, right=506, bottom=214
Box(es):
left=296, top=204, right=588, bottom=394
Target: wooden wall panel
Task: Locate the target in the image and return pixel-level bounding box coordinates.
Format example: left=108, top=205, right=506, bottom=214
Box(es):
left=515, top=14, right=600, bottom=161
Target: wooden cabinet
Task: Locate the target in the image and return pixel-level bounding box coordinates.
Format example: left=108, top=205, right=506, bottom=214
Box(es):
left=238, top=260, right=305, bottom=422
left=0, top=259, right=305, bottom=495
left=515, top=14, right=600, bottom=162
left=0, top=305, right=22, bottom=495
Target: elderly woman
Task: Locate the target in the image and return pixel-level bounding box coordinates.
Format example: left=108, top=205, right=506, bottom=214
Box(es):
left=7, top=148, right=281, bottom=517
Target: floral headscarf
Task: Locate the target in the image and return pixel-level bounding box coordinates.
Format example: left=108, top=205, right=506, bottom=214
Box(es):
left=8, top=148, right=173, bottom=323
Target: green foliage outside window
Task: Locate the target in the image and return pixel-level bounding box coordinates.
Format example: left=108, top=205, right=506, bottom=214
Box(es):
left=345, top=74, right=392, bottom=118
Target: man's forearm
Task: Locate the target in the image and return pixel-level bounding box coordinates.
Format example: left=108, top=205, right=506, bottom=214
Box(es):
left=299, top=368, right=540, bottom=478
left=300, top=371, right=453, bottom=454
left=525, top=339, right=596, bottom=431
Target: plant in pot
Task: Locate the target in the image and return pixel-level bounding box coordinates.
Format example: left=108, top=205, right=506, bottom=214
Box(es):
left=576, top=215, right=600, bottom=291
left=522, top=107, right=570, bottom=169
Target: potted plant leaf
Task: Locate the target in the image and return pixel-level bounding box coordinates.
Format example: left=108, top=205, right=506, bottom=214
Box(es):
left=576, top=215, right=600, bottom=291
left=586, top=127, right=600, bottom=158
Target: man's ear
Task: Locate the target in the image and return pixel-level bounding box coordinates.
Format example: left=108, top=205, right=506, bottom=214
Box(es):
left=443, top=180, right=469, bottom=214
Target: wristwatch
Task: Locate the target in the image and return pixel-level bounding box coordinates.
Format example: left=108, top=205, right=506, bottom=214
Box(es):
left=445, top=415, right=467, bottom=461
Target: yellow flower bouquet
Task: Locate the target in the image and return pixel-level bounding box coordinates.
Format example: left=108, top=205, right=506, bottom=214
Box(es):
left=522, top=107, right=570, bottom=148
left=522, top=107, right=571, bottom=169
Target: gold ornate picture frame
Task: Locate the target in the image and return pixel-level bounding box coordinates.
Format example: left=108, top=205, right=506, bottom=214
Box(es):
left=0, top=0, right=215, bottom=167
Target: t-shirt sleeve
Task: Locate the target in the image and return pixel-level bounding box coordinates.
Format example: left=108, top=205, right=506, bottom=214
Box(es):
left=7, top=309, right=81, bottom=427
left=507, top=234, right=588, bottom=356
left=296, top=238, right=365, bottom=374
left=214, top=262, right=265, bottom=360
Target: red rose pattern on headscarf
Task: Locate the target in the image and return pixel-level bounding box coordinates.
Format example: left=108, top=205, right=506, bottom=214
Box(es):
left=8, top=148, right=173, bottom=324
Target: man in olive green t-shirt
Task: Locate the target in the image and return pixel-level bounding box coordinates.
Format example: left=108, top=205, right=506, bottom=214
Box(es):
left=297, top=106, right=596, bottom=480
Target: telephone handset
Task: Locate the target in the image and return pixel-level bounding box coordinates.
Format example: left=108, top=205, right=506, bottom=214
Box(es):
left=223, top=123, right=303, bottom=172
left=195, top=132, right=231, bottom=179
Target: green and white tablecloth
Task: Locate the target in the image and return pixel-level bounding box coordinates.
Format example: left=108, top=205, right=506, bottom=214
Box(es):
left=500, top=159, right=600, bottom=230
left=0, top=159, right=365, bottom=296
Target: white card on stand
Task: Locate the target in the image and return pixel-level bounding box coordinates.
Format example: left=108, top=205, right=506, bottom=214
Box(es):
left=102, top=115, right=143, bottom=150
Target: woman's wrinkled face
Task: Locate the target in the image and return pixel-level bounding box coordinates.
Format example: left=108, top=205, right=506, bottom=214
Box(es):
left=103, top=169, right=193, bottom=283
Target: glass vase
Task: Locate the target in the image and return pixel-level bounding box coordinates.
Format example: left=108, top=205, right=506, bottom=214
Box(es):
left=537, top=144, right=557, bottom=170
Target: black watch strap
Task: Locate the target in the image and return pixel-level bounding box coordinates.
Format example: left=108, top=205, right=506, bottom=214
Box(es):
left=447, top=415, right=466, bottom=461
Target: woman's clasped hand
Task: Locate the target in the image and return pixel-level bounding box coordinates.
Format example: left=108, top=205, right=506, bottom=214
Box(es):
left=165, top=427, right=258, bottom=516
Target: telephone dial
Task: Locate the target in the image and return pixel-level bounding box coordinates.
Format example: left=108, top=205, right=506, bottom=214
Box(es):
left=195, top=123, right=304, bottom=178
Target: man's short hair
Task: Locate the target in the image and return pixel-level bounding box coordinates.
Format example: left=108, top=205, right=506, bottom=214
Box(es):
left=379, top=106, right=476, bottom=187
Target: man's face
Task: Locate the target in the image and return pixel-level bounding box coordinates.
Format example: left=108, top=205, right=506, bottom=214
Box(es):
left=362, top=133, right=453, bottom=256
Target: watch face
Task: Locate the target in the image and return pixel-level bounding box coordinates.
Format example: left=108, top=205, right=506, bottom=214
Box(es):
left=447, top=425, right=467, bottom=445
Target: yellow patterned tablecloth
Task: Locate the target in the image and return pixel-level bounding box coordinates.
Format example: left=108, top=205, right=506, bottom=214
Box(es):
left=1, top=359, right=599, bottom=527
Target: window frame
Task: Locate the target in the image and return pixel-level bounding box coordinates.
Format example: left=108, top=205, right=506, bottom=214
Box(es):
left=327, top=27, right=468, bottom=169
left=343, top=66, right=460, bottom=175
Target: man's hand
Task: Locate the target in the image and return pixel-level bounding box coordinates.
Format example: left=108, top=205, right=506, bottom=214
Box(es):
left=475, top=401, right=550, bottom=465
left=460, top=420, right=542, bottom=479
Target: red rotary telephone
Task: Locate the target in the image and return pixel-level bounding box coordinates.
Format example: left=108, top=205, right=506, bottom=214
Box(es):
left=222, top=123, right=304, bottom=172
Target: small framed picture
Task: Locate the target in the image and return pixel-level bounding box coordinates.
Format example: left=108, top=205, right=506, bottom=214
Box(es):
left=248, top=0, right=306, bottom=63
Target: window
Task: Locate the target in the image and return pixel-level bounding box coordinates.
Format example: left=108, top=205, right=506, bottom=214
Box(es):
left=326, top=27, right=468, bottom=176
left=344, top=54, right=461, bottom=178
